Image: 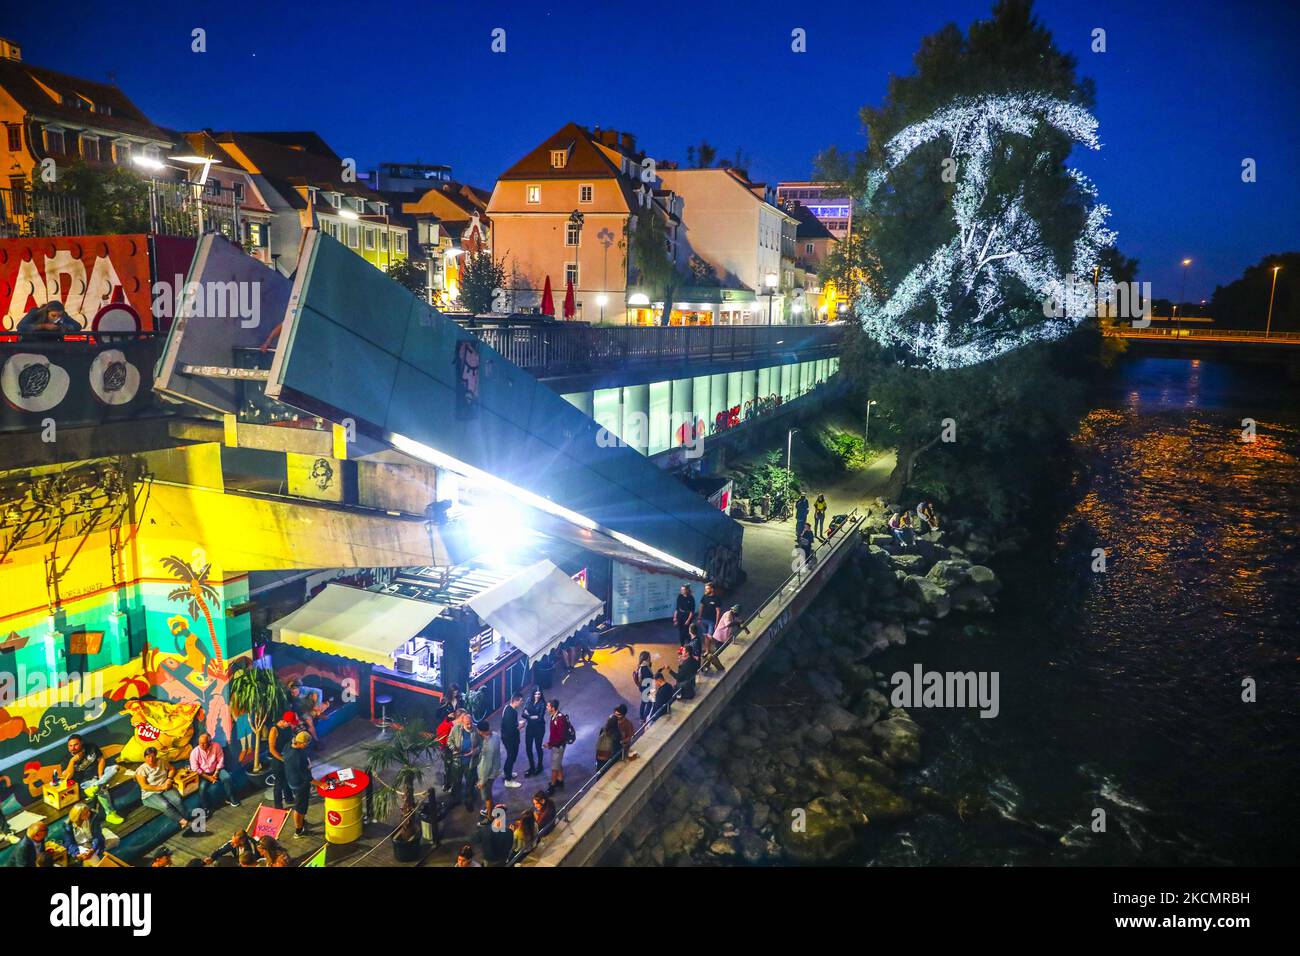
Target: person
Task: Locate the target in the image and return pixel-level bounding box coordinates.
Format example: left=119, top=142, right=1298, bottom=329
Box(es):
left=256, top=835, right=291, bottom=867
left=888, top=511, right=911, bottom=548
left=267, top=711, right=300, bottom=811
left=651, top=670, right=675, bottom=722
left=798, top=524, right=815, bottom=566
left=595, top=714, right=621, bottom=775
left=189, top=732, right=239, bottom=811
left=60, top=802, right=106, bottom=865
left=574, top=624, right=596, bottom=665
left=669, top=643, right=699, bottom=701
left=814, top=494, right=828, bottom=537
left=917, top=501, right=939, bottom=534
left=17, top=300, right=81, bottom=338
left=447, top=710, right=480, bottom=810
left=684, top=621, right=702, bottom=659
left=151, top=846, right=174, bottom=868
left=470, top=812, right=513, bottom=864
left=500, top=691, right=524, bottom=788
left=613, top=704, right=636, bottom=760
left=282, top=730, right=319, bottom=837
left=543, top=699, right=572, bottom=796
left=435, top=708, right=458, bottom=790
left=531, top=792, right=556, bottom=834
left=135, top=746, right=191, bottom=831
left=703, top=604, right=749, bottom=674
left=697, top=582, right=721, bottom=641
left=522, top=687, right=547, bottom=777
left=204, top=828, right=258, bottom=867
left=454, top=844, right=481, bottom=867
left=673, top=585, right=695, bottom=646
left=289, top=684, right=326, bottom=742
left=63, top=734, right=124, bottom=826
left=475, top=719, right=503, bottom=824
left=635, top=651, right=655, bottom=723
left=5, top=822, right=49, bottom=867
left=899, top=510, right=916, bottom=547
left=509, top=811, right=537, bottom=859
left=794, top=492, right=809, bottom=536
left=441, top=685, right=465, bottom=723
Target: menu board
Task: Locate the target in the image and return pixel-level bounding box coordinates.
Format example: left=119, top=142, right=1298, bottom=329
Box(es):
left=611, top=561, right=700, bottom=626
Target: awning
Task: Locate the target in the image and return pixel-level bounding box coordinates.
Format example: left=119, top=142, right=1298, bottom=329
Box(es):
left=467, top=559, right=604, bottom=666
left=270, top=584, right=443, bottom=666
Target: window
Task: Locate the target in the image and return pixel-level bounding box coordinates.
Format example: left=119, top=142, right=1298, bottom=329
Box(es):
left=44, top=127, right=65, bottom=154
left=379, top=230, right=388, bottom=250
left=206, top=179, right=223, bottom=197
left=114, top=140, right=131, bottom=164
left=364, top=227, right=376, bottom=250
left=565, top=221, right=581, bottom=246
left=579, top=183, right=593, bottom=203
left=81, top=135, right=99, bottom=161
left=5, top=126, right=20, bottom=152
left=144, top=145, right=160, bottom=161
left=233, top=182, right=244, bottom=202
left=805, top=242, right=814, bottom=255
left=565, top=263, right=579, bottom=287
left=347, top=224, right=359, bottom=248
left=248, top=222, right=267, bottom=247
left=395, top=233, right=405, bottom=254
left=526, top=184, right=541, bottom=203
left=550, top=149, right=567, bottom=168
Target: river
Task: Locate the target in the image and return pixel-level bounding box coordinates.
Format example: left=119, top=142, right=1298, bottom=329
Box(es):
left=866, top=355, right=1299, bottom=865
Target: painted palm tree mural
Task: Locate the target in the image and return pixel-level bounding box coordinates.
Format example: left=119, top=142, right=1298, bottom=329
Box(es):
left=156, top=553, right=234, bottom=743
left=160, top=554, right=225, bottom=672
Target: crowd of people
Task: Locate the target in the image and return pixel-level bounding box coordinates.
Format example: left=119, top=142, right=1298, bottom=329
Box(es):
left=888, top=501, right=940, bottom=548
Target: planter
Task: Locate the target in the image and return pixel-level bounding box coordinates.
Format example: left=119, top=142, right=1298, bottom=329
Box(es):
left=392, top=832, right=422, bottom=863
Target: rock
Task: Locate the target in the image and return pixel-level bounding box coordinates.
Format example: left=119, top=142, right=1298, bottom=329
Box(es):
left=777, top=797, right=857, bottom=864
left=804, top=669, right=844, bottom=699
left=967, top=564, right=1001, bottom=594
left=806, top=722, right=834, bottom=746
left=816, top=702, right=860, bottom=734
left=872, top=709, right=924, bottom=767
left=855, top=754, right=899, bottom=786
left=704, top=804, right=733, bottom=825
left=708, top=837, right=738, bottom=858
left=735, top=734, right=763, bottom=752
left=714, top=782, right=743, bottom=808
left=806, top=756, right=834, bottom=781
left=892, top=553, right=928, bottom=573
left=661, top=818, right=706, bottom=858
left=949, top=584, right=994, bottom=614
left=905, top=618, right=934, bottom=638
left=777, top=748, right=801, bottom=769
left=869, top=534, right=898, bottom=551
left=903, top=575, right=951, bottom=618
left=849, top=778, right=916, bottom=824
left=750, top=803, right=772, bottom=830
left=926, top=558, right=973, bottom=588
left=831, top=734, right=874, bottom=759
left=738, top=829, right=768, bottom=864
left=881, top=622, right=907, bottom=645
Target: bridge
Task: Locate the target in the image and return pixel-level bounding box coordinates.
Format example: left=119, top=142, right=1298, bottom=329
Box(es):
left=1104, top=326, right=1300, bottom=371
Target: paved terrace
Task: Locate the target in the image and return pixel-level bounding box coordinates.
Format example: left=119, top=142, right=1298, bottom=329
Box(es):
left=163, top=460, right=892, bottom=868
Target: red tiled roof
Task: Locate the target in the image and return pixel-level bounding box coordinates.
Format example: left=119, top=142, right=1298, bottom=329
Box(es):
left=0, top=57, right=169, bottom=141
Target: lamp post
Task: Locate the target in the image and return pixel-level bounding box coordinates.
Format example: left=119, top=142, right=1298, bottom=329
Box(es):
left=864, top=399, right=878, bottom=444
left=787, top=427, right=798, bottom=477
left=1176, top=257, right=1192, bottom=335
left=1265, top=265, right=1281, bottom=337
left=764, top=271, right=778, bottom=325
left=596, top=293, right=608, bottom=324
left=836, top=300, right=849, bottom=323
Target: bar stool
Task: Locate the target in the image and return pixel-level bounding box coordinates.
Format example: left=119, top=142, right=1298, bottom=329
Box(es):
left=375, top=694, right=393, bottom=737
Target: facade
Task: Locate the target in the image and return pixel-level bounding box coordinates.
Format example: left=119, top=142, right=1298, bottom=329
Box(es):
left=0, top=40, right=174, bottom=190
left=776, top=181, right=853, bottom=240
left=658, top=167, right=802, bottom=324
left=787, top=200, right=842, bottom=320
left=365, top=161, right=453, bottom=193
left=210, top=130, right=409, bottom=274
left=172, top=131, right=276, bottom=265
left=398, top=180, right=492, bottom=307
left=487, top=123, right=678, bottom=325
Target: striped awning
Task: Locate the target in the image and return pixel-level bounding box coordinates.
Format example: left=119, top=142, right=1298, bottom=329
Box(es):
left=270, top=584, right=442, bottom=666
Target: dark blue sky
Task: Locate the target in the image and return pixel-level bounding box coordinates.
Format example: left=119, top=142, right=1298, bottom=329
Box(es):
left=8, top=0, right=1298, bottom=300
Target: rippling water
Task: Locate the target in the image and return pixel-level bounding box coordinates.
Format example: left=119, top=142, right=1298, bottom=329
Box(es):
left=867, top=356, right=1300, bottom=866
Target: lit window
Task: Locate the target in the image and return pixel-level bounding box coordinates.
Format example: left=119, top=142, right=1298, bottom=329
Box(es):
left=550, top=149, right=567, bottom=168
left=527, top=184, right=541, bottom=204
left=579, top=184, right=593, bottom=203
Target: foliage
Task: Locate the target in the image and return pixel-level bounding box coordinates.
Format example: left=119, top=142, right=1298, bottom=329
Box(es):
left=227, top=664, right=289, bottom=773
left=627, top=212, right=678, bottom=324
left=733, top=450, right=802, bottom=512
left=1209, top=252, right=1297, bottom=332
left=386, top=257, right=428, bottom=299
left=364, top=717, right=440, bottom=844
left=688, top=254, right=719, bottom=286
left=460, top=250, right=507, bottom=315
left=52, top=161, right=152, bottom=234
left=685, top=141, right=718, bottom=168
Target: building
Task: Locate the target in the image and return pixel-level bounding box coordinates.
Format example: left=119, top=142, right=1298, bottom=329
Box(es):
left=658, top=167, right=802, bottom=324
left=0, top=39, right=174, bottom=191
left=209, top=130, right=409, bottom=274
left=364, top=161, right=453, bottom=193
left=787, top=200, right=842, bottom=321
left=487, top=123, right=679, bottom=325
left=396, top=179, right=491, bottom=307
left=170, top=130, right=277, bottom=265
left=776, top=181, right=853, bottom=240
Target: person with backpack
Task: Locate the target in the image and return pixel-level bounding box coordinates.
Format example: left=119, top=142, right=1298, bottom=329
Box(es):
left=544, top=699, right=574, bottom=796
left=595, top=714, right=621, bottom=776
left=813, top=494, right=828, bottom=537
left=522, top=687, right=547, bottom=777
left=635, top=651, right=655, bottom=724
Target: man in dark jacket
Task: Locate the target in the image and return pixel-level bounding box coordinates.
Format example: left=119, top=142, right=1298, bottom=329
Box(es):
left=651, top=671, right=676, bottom=722
left=5, top=822, right=49, bottom=867
left=674, top=585, right=695, bottom=646
left=17, top=301, right=81, bottom=337
left=500, top=691, right=524, bottom=788
left=669, top=645, right=699, bottom=701
left=794, top=492, right=809, bottom=537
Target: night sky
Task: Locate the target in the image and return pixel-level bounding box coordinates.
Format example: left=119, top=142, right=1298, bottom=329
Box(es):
left=8, top=0, right=1298, bottom=300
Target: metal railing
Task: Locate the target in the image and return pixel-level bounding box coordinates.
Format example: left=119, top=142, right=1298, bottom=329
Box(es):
left=0, top=185, right=86, bottom=238
left=1105, top=327, right=1300, bottom=343
left=468, top=322, right=845, bottom=376
left=147, top=178, right=242, bottom=241
left=507, top=508, right=864, bottom=866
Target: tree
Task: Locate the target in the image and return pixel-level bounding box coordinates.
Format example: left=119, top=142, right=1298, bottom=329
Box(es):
left=1209, top=252, right=1298, bottom=332
left=385, top=258, right=428, bottom=299
left=627, top=212, right=678, bottom=325
left=53, top=161, right=152, bottom=234
left=227, top=663, right=289, bottom=773
left=364, top=717, right=440, bottom=846
left=688, top=254, right=719, bottom=286
left=459, top=250, right=507, bottom=315
left=685, top=140, right=718, bottom=169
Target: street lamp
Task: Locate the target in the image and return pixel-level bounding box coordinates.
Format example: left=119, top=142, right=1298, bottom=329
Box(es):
left=596, top=293, right=609, bottom=324
left=836, top=301, right=849, bottom=323
left=764, top=271, right=778, bottom=325
left=865, top=399, right=878, bottom=443
left=1266, top=265, right=1282, bottom=337
left=787, top=427, right=798, bottom=477
left=1176, top=257, right=1192, bottom=335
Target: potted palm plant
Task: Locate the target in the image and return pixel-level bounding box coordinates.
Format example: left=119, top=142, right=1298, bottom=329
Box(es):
left=228, top=662, right=289, bottom=774
left=364, top=717, right=439, bottom=863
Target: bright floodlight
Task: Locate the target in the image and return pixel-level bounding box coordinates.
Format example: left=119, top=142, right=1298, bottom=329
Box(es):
left=132, top=155, right=165, bottom=171
left=596, top=294, right=609, bottom=307
left=627, top=292, right=650, bottom=306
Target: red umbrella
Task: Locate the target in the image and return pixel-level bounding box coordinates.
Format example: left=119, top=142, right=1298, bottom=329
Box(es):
left=540, top=275, right=555, bottom=316
left=563, top=277, right=576, bottom=320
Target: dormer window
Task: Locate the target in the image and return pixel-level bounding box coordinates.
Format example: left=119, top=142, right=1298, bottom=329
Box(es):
left=550, top=149, right=568, bottom=168
left=43, top=125, right=65, bottom=154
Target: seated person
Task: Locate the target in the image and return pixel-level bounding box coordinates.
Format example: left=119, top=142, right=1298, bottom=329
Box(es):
left=454, top=844, right=481, bottom=867
left=470, top=816, right=513, bottom=865
left=531, top=792, right=556, bottom=834
left=150, top=846, right=174, bottom=868
left=204, top=828, right=258, bottom=867
left=509, top=811, right=537, bottom=859
left=17, top=300, right=82, bottom=338
left=134, top=747, right=191, bottom=832
left=256, top=835, right=291, bottom=867
left=61, top=802, right=106, bottom=866
left=189, top=732, right=240, bottom=810
left=64, top=734, right=124, bottom=826
left=289, top=684, right=328, bottom=741
left=4, top=822, right=50, bottom=867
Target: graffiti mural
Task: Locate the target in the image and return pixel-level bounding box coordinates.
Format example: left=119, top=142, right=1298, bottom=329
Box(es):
left=155, top=553, right=235, bottom=743
left=0, top=235, right=157, bottom=332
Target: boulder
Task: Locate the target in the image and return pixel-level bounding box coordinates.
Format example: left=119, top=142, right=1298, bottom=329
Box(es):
left=708, top=837, right=738, bottom=859
left=660, top=818, right=705, bottom=858
left=816, top=702, right=860, bottom=734
left=749, top=803, right=773, bottom=830
left=704, top=804, right=733, bottom=826
left=967, top=564, right=1001, bottom=594
left=735, top=734, right=764, bottom=752
left=804, top=669, right=844, bottom=699
left=872, top=709, right=923, bottom=767
left=949, top=584, right=994, bottom=614
left=777, top=797, right=858, bottom=864
left=926, top=558, right=973, bottom=588
left=892, top=553, right=928, bottom=573
left=806, top=722, right=834, bottom=747
left=738, top=829, right=769, bottom=864
left=849, top=778, right=916, bottom=824
left=903, top=575, right=951, bottom=619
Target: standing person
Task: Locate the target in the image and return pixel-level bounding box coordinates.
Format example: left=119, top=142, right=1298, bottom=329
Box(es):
left=135, top=747, right=191, bottom=831
left=500, top=692, right=524, bottom=788
left=189, top=732, right=240, bottom=811
left=266, top=711, right=300, bottom=811
left=669, top=643, right=699, bottom=701
left=446, top=711, right=479, bottom=809
left=799, top=524, right=816, bottom=566
left=697, top=583, right=721, bottom=642
left=475, top=720, right=503, bottom=824
left=522, top=687, right=547, bottom=778
left=814, top=494, right=828, bottom=538
left=63, top=735, right=124, bottom=826
left=673, top=585, right=695, bottom=646
left=634, top=652, right=655, bottom=724
left=543, top=699, right=573, bottom=797
left=435, top=708, right=457, bottom=791
left=282, top=731, right=319, bottom=838
left=703, top=604, right=749, bottom=674
left=650, top=671, right=675, bottom=722
left=795, top=492, right=810, bottom=537
left=613, top=704, right=636, bottom=762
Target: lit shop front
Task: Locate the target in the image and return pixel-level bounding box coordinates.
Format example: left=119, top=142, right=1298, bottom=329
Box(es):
left=625, top=287, right=759, bottom=326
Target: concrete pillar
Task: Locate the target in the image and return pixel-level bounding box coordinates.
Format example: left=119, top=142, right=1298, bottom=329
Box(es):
left=741, top=369, right=757, bottom=417
left=726, top=371, right=743, bottom=414
left=709, top=373, right=727, bottom=426
left=593, top=387, right=621, bottom=445
left=692, top=375, right=710, bottom=435
left=780, top=364, right=794, bottom=401
left=758, top=366, right=772, bottom=399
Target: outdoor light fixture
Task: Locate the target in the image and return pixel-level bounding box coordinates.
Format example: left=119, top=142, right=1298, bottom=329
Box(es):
left=764, top=272, right=779, bottom=325
left=339, top=209, right=359, bottom=221
left=627, top=292, right=650, bottom=306
left=596, top=293, right=609, bottom=323
left=132, top=155, right=165, bottom=171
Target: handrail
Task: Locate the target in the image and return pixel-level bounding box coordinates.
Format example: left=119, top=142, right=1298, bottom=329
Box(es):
left=506, top=508, right=863, bottom=866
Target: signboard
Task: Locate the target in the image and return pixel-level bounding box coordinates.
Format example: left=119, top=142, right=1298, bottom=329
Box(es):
left=0, top=336, right=156, bottom=433
left=249, top=804, right=290, bottom=840
left=0, top=235, right=158, bottom=333
left=610, top=561, right=699, bottom=626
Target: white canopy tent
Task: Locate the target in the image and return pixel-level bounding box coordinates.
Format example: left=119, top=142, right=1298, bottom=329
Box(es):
left=467, top=559, right=604, bottom=666
left=270, top=584, right=444, bottom=666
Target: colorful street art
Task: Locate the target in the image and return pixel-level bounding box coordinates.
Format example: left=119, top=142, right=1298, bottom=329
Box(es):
left=119, top=699, right=200, bottom=764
